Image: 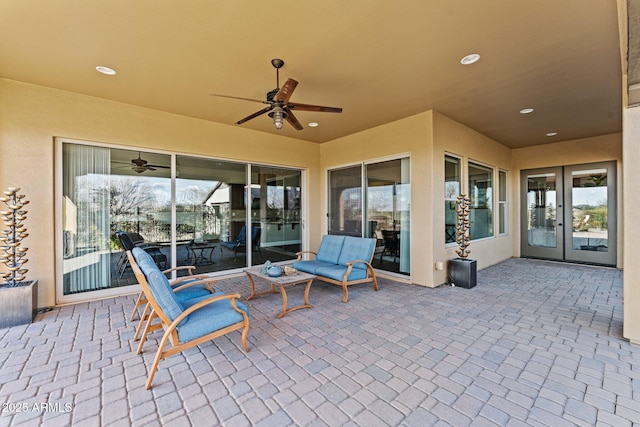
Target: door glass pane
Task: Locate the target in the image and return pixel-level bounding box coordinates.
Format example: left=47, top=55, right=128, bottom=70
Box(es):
left=526, top=173, right=557, bottom=248
left=365, top=158, right=410, bottom=275
left=328, top=166, right=362, bottom=236
left=176, top=156, right=247, bottom=272
left=571, top=168, right=608, bottom=252
left=251, top=165, right=302, bottom=263
left=63, top=144, right=172, bottom=295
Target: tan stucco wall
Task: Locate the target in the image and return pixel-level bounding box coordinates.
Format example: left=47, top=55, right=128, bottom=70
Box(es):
left=512, top=133, right=623, bottom=266
left=0, top=78, right=321, bottom=307
left=432, top=112, right=513, bottom=285
left=623, top=106, right=640, bottom=343
left=319, top=111, right=516, bottom=287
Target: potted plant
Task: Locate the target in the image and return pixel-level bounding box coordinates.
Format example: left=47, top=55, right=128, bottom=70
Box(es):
left=448, top=194, right=477, bottom=288
left=0, top=187, right=38, bottom=327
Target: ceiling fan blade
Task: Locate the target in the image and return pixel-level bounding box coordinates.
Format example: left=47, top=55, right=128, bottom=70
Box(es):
left=236, top=106, right=272, bottom=125
left=210, top=94, right=267, bottom=104
left=288, top=102, right=342, bottom=113
left=273, top=78, right=298, bottom=104
left=285, top=110, right=304, bottom=131
left=147, top=164, right=171, bottom=169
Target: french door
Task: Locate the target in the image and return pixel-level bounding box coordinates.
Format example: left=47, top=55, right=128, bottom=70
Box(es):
left=520, top=161, right=616, bottom=266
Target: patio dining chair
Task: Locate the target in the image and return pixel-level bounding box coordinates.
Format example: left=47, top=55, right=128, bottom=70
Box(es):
left=128, top=247, right=250, bottom=389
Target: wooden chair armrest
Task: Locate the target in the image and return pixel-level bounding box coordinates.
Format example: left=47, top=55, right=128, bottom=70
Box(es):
left=295, top=250, right=317, bottom=261
left=172, top=277, right=217, bottom=293
left=345, top=259, right=376, bottom=277
left=170, top=273, right=211, bottom=285
left=162, top=266, right=196, bottom=275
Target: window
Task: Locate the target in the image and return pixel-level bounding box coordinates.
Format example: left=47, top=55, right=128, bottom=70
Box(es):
left=468, top=162, right=493, bottom=240
left=445, top=155, right=461, bottom=244
left=498, top=170, right=508, bottom=235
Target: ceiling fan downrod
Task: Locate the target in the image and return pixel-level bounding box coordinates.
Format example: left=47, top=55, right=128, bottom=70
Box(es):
left=271, top=58, right=284, bottom=90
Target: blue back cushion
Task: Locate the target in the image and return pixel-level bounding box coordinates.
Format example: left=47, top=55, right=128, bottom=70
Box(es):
left=132, top=247, right=186, bottom=324
left=316, top=235, right=345, bottom=264
left=338, top=236, right=375, bottom=269
left=132, top=247, right=156, bottom=271
left=236, top=225, right=247, bottom=243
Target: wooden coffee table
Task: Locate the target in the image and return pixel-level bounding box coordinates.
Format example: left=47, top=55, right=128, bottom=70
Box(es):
left=244, top=266, right=316, bottom=318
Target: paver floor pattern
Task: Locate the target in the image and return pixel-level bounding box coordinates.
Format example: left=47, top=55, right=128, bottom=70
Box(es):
left=0, top=258, right=636, bottom=426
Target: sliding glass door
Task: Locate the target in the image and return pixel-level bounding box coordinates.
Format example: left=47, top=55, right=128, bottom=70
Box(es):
left=328, top=157, right=410, bottom=276
left=57, top=139, right=304, bottom=303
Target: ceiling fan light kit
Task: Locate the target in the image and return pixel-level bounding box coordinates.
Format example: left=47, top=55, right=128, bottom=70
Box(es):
left=212, top=58, right=342, bottom=131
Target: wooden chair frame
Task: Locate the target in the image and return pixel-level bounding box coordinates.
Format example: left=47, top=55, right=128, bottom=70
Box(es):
left=127, top=251, right=249, bottom=389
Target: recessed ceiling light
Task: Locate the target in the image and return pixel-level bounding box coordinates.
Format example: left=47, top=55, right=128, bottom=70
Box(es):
left=308, top=122, right=319, bottom=128
left=546, top=132, right=558, bottom=137
left=519, top=108, right=534, bottom=114
left=96, top=66, right=116, bottom=75
left=460, top=54, right=480, bottom=65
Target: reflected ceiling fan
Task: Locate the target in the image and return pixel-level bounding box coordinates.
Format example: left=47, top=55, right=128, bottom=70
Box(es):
left=211, top=58, right=342, bottom=130
left=130, top=152, right=170, bottom=173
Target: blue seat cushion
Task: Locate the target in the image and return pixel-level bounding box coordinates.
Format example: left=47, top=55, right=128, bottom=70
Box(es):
left=292, top=260, right=335, bottom=275
left=314, top=264, right=368, bottom=282
left=174, top=285, right=211, bottom=302
left=316, top=235, right=345, bottom=264
left=338, top=236, right=375, bottom=269
left=176, top=296, right=249, bottom=343
left=220, top=241, right=239, bottom=250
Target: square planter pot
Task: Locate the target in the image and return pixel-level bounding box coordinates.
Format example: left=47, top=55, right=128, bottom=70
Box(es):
left=448, top=259, right=477, bottom=289
left=0, top=280, right=38, bottom=328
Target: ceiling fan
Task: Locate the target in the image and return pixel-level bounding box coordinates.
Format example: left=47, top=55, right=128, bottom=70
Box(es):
left=211, top=58, right=342, bottom=130
left=130, top=152, right=170, bottom=173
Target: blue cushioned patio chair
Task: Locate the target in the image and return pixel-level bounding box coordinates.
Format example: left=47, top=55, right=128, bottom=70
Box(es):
left=219, top=225, right=262, bottom=262
left=128, top=248, right=250, bottom=389
left=118, top=231, right=212, bottom=324
left=128, top=247, right=215, bottom=344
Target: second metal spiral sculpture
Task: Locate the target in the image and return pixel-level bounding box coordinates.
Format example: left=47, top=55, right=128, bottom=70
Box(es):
left=455, top=194, right=471, bottom=259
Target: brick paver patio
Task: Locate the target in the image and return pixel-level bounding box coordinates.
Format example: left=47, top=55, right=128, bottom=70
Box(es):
left=0, top=258, right=636, bottom=426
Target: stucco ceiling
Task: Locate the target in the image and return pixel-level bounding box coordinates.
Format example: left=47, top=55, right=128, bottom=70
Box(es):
left=0, top=1, right=625, bottom=148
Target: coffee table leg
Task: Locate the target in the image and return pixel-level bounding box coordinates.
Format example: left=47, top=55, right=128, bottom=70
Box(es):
left=277, top=279, right=314, bottom=318
left=246, top=273, right=277, bottom=301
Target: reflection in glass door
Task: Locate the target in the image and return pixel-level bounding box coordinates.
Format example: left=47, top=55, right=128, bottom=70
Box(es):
left=565, top=163, right=616, bottom=265
left=521, top=162, right=616, bottom=266
left=521, top=168, right=563, bottom=260
left=327, top=158, right=410, bottom=276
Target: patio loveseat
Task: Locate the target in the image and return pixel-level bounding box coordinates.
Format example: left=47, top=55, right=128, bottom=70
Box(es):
left=293, top=235, right=378, bottom=302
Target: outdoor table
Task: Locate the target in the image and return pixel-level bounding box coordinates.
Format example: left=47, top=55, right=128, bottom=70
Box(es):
left=244, top=266, right=316, bottom=318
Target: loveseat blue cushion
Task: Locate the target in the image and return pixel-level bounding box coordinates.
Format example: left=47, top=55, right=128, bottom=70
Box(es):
left=292, top=260, right=336, bottom=274
left=314, top=264, right=368, bottom=282
left=337, top=236, right=375, bottom=269
left=316, top=235, right=345, bottom=264
left=176, top=296, right=248, bottom=343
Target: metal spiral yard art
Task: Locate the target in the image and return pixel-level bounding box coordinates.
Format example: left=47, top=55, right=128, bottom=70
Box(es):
left=455, top=193, right=471, bottom=259
left=0, top=187, right=29, bottom=286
